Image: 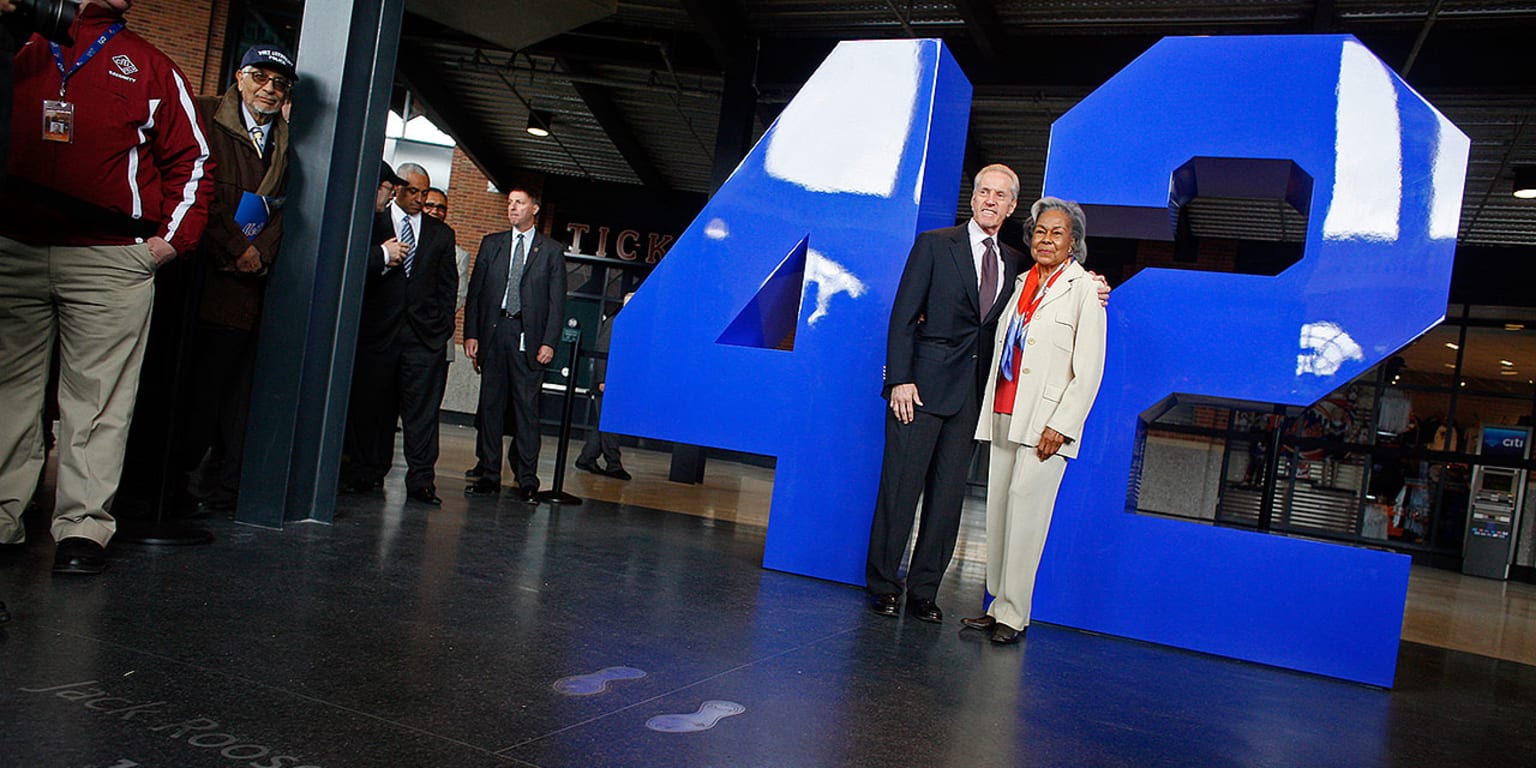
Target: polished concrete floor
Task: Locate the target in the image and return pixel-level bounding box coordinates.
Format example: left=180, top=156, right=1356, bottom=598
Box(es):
left=2, top=427, right=1535, bottom=767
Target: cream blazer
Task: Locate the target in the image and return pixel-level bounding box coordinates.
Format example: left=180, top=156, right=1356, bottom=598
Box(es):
left=975, top=259, right=1107, bottom=458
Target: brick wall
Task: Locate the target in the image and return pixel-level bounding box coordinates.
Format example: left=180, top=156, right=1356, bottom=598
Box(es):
left=132, top=0, right=231, bottom=97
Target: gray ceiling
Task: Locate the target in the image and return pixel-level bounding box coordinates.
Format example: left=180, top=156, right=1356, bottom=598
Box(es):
left=395, top=1, right=1536, bottom=247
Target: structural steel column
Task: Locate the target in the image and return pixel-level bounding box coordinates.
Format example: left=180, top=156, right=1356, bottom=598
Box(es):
left=237, top=0, right=405, bottom=527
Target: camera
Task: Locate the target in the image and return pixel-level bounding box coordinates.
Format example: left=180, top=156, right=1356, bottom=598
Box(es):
left=4, top=0, right=77, bottom=46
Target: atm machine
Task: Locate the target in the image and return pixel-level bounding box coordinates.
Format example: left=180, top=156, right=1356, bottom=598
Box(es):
left=1463, top=424, right=1531, bottom=579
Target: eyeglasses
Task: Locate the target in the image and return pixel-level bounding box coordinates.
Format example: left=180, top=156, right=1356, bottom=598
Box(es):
left=243, top=68, right=294, bottom=92
left=422, top=202, right=448, bottom=211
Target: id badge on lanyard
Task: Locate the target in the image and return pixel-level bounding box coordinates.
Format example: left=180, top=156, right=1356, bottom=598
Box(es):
left=45, top=22, right=126, bottom=144
left=42, top=100, right=75, bottom=143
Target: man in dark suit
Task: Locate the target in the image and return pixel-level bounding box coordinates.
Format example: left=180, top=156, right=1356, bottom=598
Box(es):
left=463, top=188, right=567, bottom=502
left=865, top=164, right=1025, bottom=623
left=575, top=293, right=631, bottom=480
left=345, top=162, right=458, bottom=505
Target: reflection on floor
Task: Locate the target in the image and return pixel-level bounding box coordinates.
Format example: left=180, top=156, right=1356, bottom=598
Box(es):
left=513, top=426, right=1536, bottom=668
left=0, top=424, right=1533, bottom=767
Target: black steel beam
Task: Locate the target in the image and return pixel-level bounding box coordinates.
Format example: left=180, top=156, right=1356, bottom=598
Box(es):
left=677, top=0, right=751, bottom=70
left=526, top=27, right=718, bottom=75
left=1311, top=0, right=1337, bottom=32
left=559, top=58, right=670, bottom=191
left=396, top=41, right=517, bottom=190
left=952, top=0, right=1007, bottom=64
left=238, top=0, right=406, bottom=528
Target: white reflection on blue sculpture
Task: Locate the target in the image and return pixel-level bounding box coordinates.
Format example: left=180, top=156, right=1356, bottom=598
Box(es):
left=803, top=249, right=867, bottom=327
left=1323, top=40, right=1402, bottom=242
left=1430, top=112, right=1471, bottom=240
left=764, top=40, right=921, bottom=197
left=1296, top=321, right=1365, bottom=376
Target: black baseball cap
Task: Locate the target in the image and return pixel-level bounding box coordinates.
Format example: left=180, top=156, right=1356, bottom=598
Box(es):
left=240, top=44, right=298, bottom=81
left=380, top=162, right=407, bottom=186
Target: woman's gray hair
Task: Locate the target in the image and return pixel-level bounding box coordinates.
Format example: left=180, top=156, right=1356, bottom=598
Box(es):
left=1029, top=197, right=1088, bottom=263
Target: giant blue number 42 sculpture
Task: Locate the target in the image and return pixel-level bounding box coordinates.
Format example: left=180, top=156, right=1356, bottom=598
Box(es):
left=605, top=35, right=1468, bottom=687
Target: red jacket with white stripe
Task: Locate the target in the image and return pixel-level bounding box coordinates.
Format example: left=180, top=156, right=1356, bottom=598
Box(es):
left=1, top=3, right=213, bottom=255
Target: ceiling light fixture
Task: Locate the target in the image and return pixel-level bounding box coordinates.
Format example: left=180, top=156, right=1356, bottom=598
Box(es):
left=1501, top=370, right=1519, bottom=375
left=526, top=109, right=553, bottom=138
left=1515, top=166, right=1536, bottom=199
left=1501, top=359, right=1515, bottom=366
left=1445, top=342, right=1459, bottom=350
left=1506, top=323, right=1526, bottom=332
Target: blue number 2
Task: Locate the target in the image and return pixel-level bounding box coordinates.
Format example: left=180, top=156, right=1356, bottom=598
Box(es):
left=1040, top=35, right=1468, bottom=686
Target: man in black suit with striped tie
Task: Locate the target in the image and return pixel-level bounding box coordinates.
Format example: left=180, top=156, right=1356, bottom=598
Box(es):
left=345, top=162, right=459, bottom=505
left=463, top=187, right=567, bottom=502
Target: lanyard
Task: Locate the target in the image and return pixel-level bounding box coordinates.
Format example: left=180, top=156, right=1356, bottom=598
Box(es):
left=999, top=259, right=1072, bottom=382
left=50, top=22, right=126, bottom=99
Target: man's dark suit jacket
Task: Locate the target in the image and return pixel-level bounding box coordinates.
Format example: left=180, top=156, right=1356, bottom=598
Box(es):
left=883, top=223, right=1023, bottom=416
left=463, top=228, right=568, bottom=359
left=359, top=209, right=459, bottom=352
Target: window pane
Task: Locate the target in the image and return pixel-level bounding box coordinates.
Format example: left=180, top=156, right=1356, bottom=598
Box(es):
left=1392, top=324, right=1461, bottom=388
left=1458, top=325, right=1536, bottom=397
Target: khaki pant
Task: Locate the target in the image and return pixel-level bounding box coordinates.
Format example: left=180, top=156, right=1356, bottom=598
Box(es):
left=983, top=412, right=1069, bottom=630
left=0, top=235, right=157, bottom=546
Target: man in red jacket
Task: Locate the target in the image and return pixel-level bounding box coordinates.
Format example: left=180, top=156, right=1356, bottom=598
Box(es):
left=0, top=0, right=214, bottom=575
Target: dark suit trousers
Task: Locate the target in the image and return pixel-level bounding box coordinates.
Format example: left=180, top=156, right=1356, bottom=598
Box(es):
left=865, top=390, right=981, bottom=602
left=350, top=334, right=447, bottom=492
left=183, top=322, right=257, bottom=499
left=577, top=393, right=622, bottom=468
left=476, top=315, right=543, bottom=488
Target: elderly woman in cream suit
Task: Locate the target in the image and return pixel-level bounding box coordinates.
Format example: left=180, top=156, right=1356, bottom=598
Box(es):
left=962, top=197, right=1107, bottom=644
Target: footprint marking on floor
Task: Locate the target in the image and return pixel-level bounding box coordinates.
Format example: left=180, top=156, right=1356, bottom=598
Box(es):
left=644, top=700, right=746, bottom=733
left=551, top=666, right=647, bottom=696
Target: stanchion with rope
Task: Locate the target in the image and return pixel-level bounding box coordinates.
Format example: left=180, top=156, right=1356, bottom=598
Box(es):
left=537, top=318, right=584, bottom=505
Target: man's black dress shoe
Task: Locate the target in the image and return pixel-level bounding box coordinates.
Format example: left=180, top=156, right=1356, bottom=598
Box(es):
left=868, top=592, right=900, bottom=617
left=53, top=537, right=106, bottom=575
left=516, top=485, right=540, bottom=502
left=407, top=487, right=442, bottom=506
left=603, top=466, right=633, bottom=481
left=989, top=623, right=1025, bottom=645
left=960, top=614, right=996, bottom=632
left=464, top=479, right=501, bottom=496
left=195, top=492, right=236, bottom=515
left=464, top=466, right=483, bottom=480
left=575, top=458, right=602, bottom=475
left=907, top=598, right=943, bottom=624
left=0, top=599, right=10, bottom=623
left=342, top=478, right=380, bottom=494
